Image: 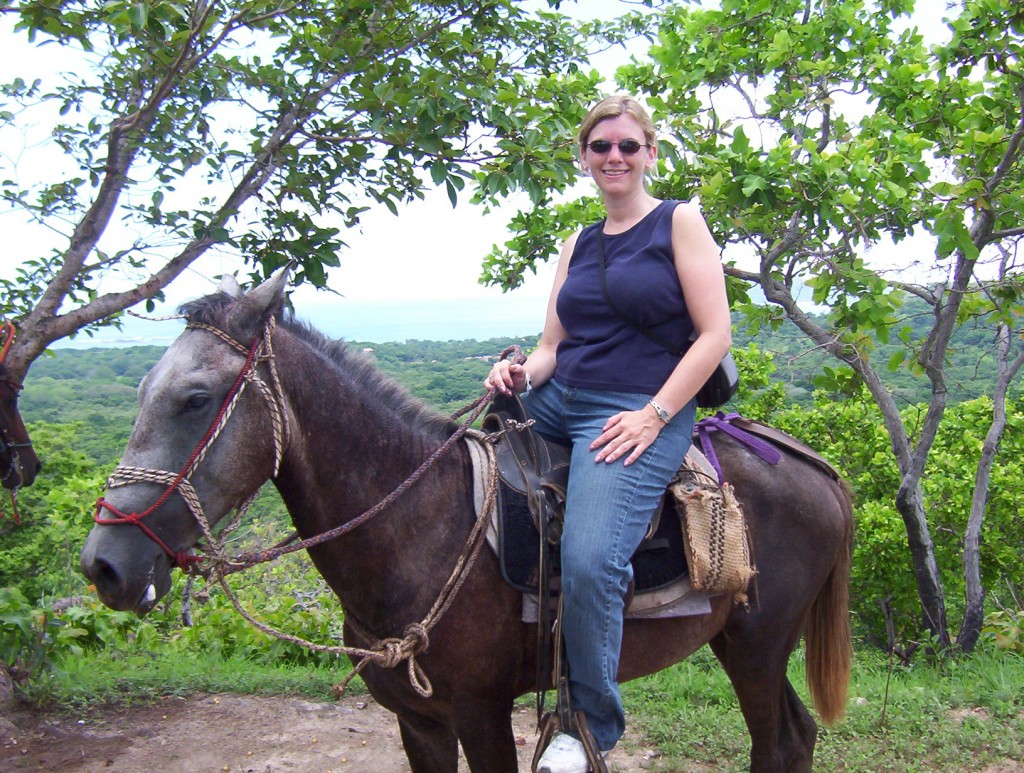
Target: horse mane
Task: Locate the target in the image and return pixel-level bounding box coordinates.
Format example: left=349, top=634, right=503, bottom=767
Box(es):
left=180, top=292, right=459, bottom=441
left=179, top=291, right=237, bottom=323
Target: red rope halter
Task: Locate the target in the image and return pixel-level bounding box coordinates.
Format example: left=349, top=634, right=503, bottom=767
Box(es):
left=92, top=324, right=266, bottom=568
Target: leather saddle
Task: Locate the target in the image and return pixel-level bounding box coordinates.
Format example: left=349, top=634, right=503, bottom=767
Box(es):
left=481, top=392, right=686, bottom=597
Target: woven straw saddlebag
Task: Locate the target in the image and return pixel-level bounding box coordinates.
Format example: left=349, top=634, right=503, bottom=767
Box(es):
left=669, top=459, right=755, bottom=605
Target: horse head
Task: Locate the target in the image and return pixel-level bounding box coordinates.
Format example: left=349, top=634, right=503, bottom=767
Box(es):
left=0, top=322, right=42, bottom=493
left=80, top=272, right=291, bottom=614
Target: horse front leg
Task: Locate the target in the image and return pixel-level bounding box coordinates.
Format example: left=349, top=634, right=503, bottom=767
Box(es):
left=453, top=698, right=520, bottom=773
left=397, top=711, right=460, bottom=773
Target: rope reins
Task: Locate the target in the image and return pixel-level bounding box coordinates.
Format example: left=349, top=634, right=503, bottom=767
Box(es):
left=219, top=442, right=501, bottom=700
left=91, top=314, right=521, bottom=696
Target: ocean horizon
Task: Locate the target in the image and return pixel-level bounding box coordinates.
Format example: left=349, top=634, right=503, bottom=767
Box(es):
left=51, top=294, right=547, bottom=350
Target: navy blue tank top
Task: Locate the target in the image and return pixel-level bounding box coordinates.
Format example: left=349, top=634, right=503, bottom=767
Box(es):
left=555, top=200, right=694, bottom=394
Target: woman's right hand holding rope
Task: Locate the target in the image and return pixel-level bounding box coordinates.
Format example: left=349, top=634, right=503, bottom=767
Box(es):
left=484, top=359, right=529, bottom=396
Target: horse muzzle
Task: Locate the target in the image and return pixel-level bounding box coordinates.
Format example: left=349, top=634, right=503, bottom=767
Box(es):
left=1, top=441, right=41, bottom=490
left=80, top=519, right=175, bottom=615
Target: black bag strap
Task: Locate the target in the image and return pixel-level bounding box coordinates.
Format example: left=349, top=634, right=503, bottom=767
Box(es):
left=595, top=224, right=688, bottom=357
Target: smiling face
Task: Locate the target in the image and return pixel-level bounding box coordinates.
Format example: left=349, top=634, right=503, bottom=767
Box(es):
left=580, top=113, right=657, bottom=197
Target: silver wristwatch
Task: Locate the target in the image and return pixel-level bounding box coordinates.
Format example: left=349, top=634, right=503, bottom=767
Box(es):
left=649, top=398, right=671, bottom=424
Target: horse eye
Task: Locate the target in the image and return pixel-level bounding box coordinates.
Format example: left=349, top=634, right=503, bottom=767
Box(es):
left=184, top=394, right=209, bottom=412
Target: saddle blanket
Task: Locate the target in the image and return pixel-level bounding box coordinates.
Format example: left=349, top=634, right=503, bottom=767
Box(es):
left=464, top=434, right=713, bottom=621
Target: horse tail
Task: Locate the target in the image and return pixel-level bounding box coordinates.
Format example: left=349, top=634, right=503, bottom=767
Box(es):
left=804, top=480, right=853, bottom=726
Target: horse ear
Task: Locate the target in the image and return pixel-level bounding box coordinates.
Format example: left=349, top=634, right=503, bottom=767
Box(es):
left=221, top=267, right=291, bottom=340
left=217, top=274, right=243, bottom=298
left=244, top=267, right=290, bottom=317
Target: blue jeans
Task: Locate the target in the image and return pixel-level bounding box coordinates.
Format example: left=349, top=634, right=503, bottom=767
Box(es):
left=522, top=379, right=695, bottom=751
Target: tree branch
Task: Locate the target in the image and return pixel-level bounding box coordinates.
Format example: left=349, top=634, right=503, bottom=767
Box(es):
left=891, top=281, right=939, bottom=306
left=984, top=225, right=1024, bottom=243
left=31, top=86, right=146, bottom=322
left=982, top=77, right=1024, bottom=200
left=19, top=2, right=479, bottom=360
left=752, top=214, right=917, bottom=472
left=27, top=3, right=229, bottom=328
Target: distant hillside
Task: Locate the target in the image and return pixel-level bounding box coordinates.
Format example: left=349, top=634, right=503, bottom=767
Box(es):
left=20, top=296, right=1009, bottom=465
left=732, top=296, right=1004, bottom=406
left=21, top=337, right=538, bottom=465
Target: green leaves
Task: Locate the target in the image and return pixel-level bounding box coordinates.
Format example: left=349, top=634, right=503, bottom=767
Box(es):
left=740, top=174, right=768, bottom=198
left=3, top=0, right=608, bottom=359
left=475, top=0, right=1023, bottom=648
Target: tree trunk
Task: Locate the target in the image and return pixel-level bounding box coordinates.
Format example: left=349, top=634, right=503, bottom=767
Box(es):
left=749, top=254, right=954, bottom=649
left=957, top=320, right=1024, bottom=652
left=895, top=482, right=950, bottom=647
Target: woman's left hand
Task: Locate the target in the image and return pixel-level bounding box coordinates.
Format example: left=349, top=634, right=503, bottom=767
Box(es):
left=590, top=408, right=663, bottom=466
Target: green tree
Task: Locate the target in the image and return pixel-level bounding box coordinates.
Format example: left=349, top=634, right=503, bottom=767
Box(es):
left=721, top=347, right=1024, bottom=645
left=0, top=422, right=107, bottom=600
left=0, top=0, right=617, bottom=381
left=486, top=0, right=1024, bottom=651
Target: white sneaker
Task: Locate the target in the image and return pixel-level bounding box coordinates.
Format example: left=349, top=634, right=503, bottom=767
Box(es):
left=537, top=731, right=590, bottom=773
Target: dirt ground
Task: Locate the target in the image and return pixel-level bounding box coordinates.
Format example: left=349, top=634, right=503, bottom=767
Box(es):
left=0, top=692, right=665, bottom=773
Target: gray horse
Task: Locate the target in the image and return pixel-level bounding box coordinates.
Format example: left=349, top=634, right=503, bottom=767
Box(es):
left=82, top=273, right=853, bottom=772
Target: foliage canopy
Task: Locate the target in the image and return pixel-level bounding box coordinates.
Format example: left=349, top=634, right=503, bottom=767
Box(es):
left=482, top=0, right=1024, bottom=651
left=0, top=0, right=617, bottom=375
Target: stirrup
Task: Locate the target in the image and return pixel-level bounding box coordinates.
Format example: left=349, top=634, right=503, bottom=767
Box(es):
left=532, top=710, right=608, bottom=773
left=533, top=598, right=608, bottom=773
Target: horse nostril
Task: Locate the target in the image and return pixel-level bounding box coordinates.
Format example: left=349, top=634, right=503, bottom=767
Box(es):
left=89, top=557, right=123, bottom=593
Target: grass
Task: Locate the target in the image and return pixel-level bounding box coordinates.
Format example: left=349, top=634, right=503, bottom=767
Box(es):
left=620, top=643, right=1024, bottom=772
left=16, top=639, right=1024, bottom=770
left=22, top=648, right=357, bottom=712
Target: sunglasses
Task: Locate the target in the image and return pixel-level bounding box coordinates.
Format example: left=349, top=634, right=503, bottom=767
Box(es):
left=585, top=139, right=649, bottom=155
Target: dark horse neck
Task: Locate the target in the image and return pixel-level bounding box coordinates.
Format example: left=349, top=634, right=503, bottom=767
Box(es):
left=269, top=327, right=479, bottom=636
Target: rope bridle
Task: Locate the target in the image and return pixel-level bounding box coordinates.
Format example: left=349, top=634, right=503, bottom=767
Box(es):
left=91, top=312, right=515, bottom=697
left=0, top=321, right=31, bottom=523
left=93, top=317, right=289, bottom=570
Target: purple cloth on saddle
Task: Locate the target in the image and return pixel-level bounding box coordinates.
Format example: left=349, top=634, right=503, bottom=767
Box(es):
left=694, top=412, right=782, bottom=483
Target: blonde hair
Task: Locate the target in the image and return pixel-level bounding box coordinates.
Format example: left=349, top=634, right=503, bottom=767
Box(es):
left=578, top=95, right=657, bottom=152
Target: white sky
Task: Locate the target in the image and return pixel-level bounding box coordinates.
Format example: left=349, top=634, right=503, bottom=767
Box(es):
left=0, top=2, right=635, bottom=316
left=1, top=2, right=956, bottom=321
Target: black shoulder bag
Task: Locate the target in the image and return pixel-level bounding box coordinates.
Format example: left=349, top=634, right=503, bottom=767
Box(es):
left=596, top=229, right=739, bottom=409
